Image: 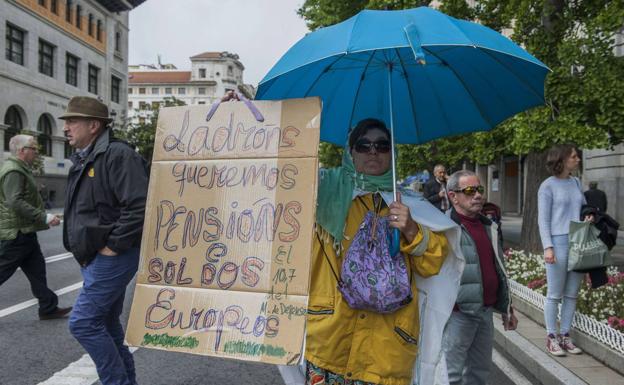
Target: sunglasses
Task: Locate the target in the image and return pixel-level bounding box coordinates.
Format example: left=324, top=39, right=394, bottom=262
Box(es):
left=354, top=139, right=391, bottom=154
left=453, top=185, right=485, bottom=196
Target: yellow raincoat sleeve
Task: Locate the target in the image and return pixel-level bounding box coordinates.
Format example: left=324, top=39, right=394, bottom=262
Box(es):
left=400, top=224, right=448, bottom=277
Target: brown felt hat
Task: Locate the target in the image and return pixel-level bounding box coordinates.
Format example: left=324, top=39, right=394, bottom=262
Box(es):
left=59, top=96, right=113, bottom=123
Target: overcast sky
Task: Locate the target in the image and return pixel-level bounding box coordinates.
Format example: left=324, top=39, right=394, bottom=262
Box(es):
left=128, top=0, right=310, bottom=86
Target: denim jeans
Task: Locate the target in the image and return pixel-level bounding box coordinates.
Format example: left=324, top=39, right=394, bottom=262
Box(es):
left=544, top=235, right=584, bottom=335
left=443, top=307, right=494, bottom=385
left=69, top=248, right=139, bottom=385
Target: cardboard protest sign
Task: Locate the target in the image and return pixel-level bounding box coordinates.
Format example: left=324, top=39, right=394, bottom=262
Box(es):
left=125, top=98, right=321, bottom=365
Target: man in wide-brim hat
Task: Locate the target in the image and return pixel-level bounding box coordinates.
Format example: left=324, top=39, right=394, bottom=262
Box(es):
left=60, top=97, right=113, bottom=149
left=59, top=96, right=148, bottom=385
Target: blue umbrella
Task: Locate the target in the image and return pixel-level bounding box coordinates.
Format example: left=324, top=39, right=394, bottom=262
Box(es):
left=257, top=6, right=549, bottom=146
left=256, top=6, right=549, bottom=251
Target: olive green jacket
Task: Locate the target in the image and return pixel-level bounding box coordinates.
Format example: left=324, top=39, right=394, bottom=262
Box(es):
left=0, top=156, right=48, bottom=240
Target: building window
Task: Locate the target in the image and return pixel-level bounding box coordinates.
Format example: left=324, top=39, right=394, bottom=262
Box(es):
left=39, top=39, right=55, bottom=77
left=37, top=115, right=53, bottom=157
left=199, top=68, right=206, bottom=78
left=88, top=14, right=93, bottom=36
left=115, top=31, right=121, bottom=52
left=139, top=87, right=146, bottom=94
left=151, top=87, right=159, bottom=95
left=66, top=0, right=72, bottom=23
left=88, top=64, right=99, bottom=94
left=165, top=87, right=172, bottom=94
left=198, top=87, right=206, bottom=95
left=51, top=0, right=58, bottom=14
left=128, top=101, right=133, bottom=108
left=4, top=106, right=23, bottom=151
left=111, top=76, right=121, bottom=104
left=96, top=20, right=102, bottom=41
left=178, top=87, right=186, bottom=95
left=227, top=65, right=233, bottom=76
left=39, top=0, right=46, bottom=7
left=76, top=5, right=82, bottom=29
left=152, top=101, right=160, bottom=110
left=198, top=101, right=206, bottom=105
left=6, top=23, right=25, bottom=66
left=64, top=141, right=73, bottom=158
left=128, top=87, right=133, bottom=94
left=65, top=53, right=78, bottom=86
left=139, top=101, right=147, bottom=110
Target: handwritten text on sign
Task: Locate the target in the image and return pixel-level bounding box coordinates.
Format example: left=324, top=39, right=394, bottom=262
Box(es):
left=125, top=98, right=320, bottom=365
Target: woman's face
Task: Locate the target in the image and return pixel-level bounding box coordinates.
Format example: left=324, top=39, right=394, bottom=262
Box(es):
left=564, top=149, right=580, bottom=173
left=351, top=128, right=392, bottom=176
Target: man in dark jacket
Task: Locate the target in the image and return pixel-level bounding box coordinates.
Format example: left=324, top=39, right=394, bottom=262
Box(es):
left=442, top=170, right=517, bottom=385
left=424, top=164, right=449, bottom=211
left=0, top=135, right=70, bottom=320
left=60, top=96, right=148, bottom=385
left=584, top=181, right=607, bottom=213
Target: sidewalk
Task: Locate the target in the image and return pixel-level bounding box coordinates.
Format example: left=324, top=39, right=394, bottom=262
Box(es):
left=494, top=310, right=624, bottom=385
left=497, top=215, right=624, bottom=384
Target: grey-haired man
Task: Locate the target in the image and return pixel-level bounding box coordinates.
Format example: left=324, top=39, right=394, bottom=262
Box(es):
left=443, top=170, right=517, bottom=385
left=0, top=135, right=70, bottom=320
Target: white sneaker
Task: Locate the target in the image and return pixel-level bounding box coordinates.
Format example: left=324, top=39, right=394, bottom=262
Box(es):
left=546, top=335, right=566, bottom=356
left=559, top=334, right=582, bottom=354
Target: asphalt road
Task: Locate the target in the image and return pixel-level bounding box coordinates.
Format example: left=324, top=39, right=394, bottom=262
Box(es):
left=1, top=224, right=515, bottom=385
left=0, top=224, right=285, bottom=385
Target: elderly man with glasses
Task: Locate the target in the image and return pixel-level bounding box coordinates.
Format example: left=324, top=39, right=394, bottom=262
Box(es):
left=442, top=170, right=517, bottom=385
left=0, top=135, right=70, bottom=320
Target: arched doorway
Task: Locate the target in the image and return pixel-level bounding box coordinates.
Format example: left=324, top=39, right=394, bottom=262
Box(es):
left=37, top=114, right=54, bottom=156
left=3, top=105, right=24, bottom=151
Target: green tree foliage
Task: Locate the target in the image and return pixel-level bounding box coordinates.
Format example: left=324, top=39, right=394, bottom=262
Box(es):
left=298, top=0, right=624, bottom=251
left=114, top=97, right=186, bottom=165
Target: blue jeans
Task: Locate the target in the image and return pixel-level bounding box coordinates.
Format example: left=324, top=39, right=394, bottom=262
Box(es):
left=544, top=235, right=584, bottom=335
left=443, top=307, right=494, bottom=385
left=69, top=248, right=139, bottom=385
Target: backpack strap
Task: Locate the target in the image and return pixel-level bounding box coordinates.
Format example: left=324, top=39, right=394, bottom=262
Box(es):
left=316, top=231, right=343, bottom=287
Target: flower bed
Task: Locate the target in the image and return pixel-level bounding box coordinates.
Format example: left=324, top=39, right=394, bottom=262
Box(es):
left=504, top=248, right=624, bottom=332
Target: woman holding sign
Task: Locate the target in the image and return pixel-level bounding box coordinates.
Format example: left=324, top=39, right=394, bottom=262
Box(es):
left=307, top=118, right=449, bottom=385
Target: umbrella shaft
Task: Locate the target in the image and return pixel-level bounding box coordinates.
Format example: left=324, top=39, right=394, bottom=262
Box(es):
left=387, top=66, right=397, bottom=202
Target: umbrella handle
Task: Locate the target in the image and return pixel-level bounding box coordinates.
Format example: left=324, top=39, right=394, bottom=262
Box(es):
left=390, top=228, right=400, bottom=256
left=206, top=91, right=265, bottom=122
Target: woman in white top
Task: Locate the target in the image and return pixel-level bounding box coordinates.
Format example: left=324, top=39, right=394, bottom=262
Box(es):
left=537, top=144, right=591, bottom=357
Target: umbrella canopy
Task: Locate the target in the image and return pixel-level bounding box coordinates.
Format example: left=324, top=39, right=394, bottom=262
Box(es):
left=256, top=6, right=549, bottom=146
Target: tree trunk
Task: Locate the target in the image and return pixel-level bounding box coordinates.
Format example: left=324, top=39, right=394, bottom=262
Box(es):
left=520, top=150, right=549, bottom=253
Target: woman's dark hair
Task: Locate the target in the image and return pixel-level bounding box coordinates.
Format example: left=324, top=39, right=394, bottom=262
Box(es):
left=348, top=118, right=391, bottom=150
left=546, top=144, right=578, bottom=176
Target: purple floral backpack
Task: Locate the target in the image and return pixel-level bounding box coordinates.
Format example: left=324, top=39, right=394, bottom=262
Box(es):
left=319, top=201, right=412, bottom=314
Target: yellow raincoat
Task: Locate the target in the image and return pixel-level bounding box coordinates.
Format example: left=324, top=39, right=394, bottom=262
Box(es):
left=306, top=193, right=448, bottom=385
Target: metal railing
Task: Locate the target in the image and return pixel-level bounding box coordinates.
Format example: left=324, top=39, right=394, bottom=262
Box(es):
left=509, top=279, right=624, bottom=354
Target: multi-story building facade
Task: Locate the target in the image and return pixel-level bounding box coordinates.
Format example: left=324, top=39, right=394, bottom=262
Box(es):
left=1, top=0, right=145, bottom=207
left=127, top=51, right=252, bottom=125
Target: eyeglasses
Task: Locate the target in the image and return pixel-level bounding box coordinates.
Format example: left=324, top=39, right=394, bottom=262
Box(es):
left=22, top=146, right=38, bottom=152
left=354, top=139, right=391, bottom=154
left=453, top=185, right=485, bottom=196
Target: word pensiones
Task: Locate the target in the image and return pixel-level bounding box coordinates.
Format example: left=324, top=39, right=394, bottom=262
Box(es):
left=154, top=199, right=302, bottom=255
